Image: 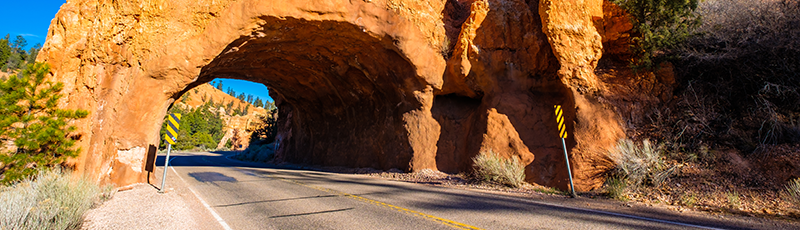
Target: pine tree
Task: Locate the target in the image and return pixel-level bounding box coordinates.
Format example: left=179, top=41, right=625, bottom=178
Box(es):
left=0, top=34, right=10, bottom=71
left=0, top=63, right=89, bottom=184
left=264, top=101, right=276, bottom=111
left=612, top=0, right=700, bottom=68
left=23, top=43, right=41, bottom=67
left=216, top=81, right=223, bottom=90
left=4, top=36, right=29, bottom=71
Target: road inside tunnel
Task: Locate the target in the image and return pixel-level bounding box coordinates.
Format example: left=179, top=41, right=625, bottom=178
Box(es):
left=149, top=151, right=761, bottom=230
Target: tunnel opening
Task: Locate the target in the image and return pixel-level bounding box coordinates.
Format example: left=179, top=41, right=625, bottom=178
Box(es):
left=160, top=16, right=433, bottom=172
left=160, top=78, right=276, bottom=153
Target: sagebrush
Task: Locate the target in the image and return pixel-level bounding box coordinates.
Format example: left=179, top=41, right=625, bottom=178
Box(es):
left=606, top=138, right=673, bottom=199
left=608, top=139, right=670, bottom=186
left=0, top=169, right=113, bottom=230
left=472, top=150, right=525, bottom=188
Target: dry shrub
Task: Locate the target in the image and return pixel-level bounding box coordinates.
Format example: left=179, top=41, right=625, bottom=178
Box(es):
left=0, top=169, right=112, bottom=230
left=656, top=0, right=800, bottom=156
left=681, top=0, right=800, bottom=63
left=608, top=139, right=672, bottom=187
left=472, top=150, right=525, bottom=188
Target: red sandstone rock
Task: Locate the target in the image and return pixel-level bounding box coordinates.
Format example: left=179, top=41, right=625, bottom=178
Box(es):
left=39, top=0, right=651, bottom=191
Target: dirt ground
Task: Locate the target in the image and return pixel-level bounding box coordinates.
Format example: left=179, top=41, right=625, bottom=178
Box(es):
left=81, top=167, right=224, bottom=230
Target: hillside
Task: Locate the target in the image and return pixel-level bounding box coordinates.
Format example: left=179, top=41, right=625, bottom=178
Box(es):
left=177, top=83, right=267, bottom=117
left=169, top=83, right=272, bottom=151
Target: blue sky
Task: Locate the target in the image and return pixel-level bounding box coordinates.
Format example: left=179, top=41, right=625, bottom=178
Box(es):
left=210, top=79, right=273, bottom=103
left=1, top=0, right=273, bottom=102
left=0, top=0, right=65, bottom=48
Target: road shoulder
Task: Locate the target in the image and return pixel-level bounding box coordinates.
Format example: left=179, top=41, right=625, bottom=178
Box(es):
left=81, top=167, right=224, bottom=230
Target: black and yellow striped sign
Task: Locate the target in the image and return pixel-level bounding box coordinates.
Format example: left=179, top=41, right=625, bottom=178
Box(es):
left=554, top=105, right=567, bottom=139
left=164, top=113, right=181, bottom=145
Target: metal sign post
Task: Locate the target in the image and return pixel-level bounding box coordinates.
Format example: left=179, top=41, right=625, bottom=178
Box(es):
left=554, top=105, right=578, bottom=198
left=159, top=113, right=181, bottom=193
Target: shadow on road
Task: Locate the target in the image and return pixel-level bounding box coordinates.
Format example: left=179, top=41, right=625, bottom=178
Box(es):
left=154, top=151, right=774, bottom=230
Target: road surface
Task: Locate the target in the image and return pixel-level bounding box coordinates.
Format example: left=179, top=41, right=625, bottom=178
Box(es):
left=157, top=151, right=789, bottom=230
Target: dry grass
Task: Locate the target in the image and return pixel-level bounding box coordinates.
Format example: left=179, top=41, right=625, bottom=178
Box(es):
left=472, top=149, right=525, bottom=188
left=681, top=0, right=800, bottom=63
left=605, top=139, right=678, bottom=200
left=726, top=191, right=741, bottom=210
left=605, top=176, right=628, bottom=201
left=659, top=0, right=800, bottom=153
left=787, top=178, right=800, bottom=206
left=608, top=139, right=672, bottom=187
left=0, top=169, right=113, bottom=230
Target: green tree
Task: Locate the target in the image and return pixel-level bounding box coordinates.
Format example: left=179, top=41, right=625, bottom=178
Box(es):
left=24, top=43, right=42, bottom=67
left=254, top=98, right=263, bottom=108
left=4, top=36, right=30, bottom=71
left=10, top=35, right=27, bottom=53
left=264, top=101, right=276, bottom=111
left=0, top=34, right=10, bottom=71
left=226, top=101, right=234, bottom=113
left=612, top=0, right=700, bottom=68
left=233, top=106, right=242, bottom=116
left=0, top=63, right=89, bottom=184
left=216, top=81, right=223, bottom=90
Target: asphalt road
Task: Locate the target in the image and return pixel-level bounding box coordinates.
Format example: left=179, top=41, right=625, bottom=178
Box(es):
left=157, top=151, right=789, bottom=230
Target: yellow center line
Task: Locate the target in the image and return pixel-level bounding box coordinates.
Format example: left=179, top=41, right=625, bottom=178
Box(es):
left=265, top=174, right=484, bottom=230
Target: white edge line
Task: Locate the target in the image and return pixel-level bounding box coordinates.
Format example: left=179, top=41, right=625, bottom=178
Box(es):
left=170, top=166, right=234, bottom=230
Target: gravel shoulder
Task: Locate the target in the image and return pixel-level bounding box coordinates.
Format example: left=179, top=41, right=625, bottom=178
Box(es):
left=81, top=166, right=224, bottom=230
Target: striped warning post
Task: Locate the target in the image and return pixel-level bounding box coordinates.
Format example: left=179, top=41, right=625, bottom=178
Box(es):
left=164, top=113, right=181, bottom=145
left=554, top=105, right=577, bottom=197
left=554, top=105, right=567, bottom=139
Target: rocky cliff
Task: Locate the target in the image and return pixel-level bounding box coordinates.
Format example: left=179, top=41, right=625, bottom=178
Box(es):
left=39, top=0, right=660, bottom=191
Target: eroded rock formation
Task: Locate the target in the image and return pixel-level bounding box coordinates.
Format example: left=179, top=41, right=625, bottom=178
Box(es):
left=40, top=0, right=643, bottom=191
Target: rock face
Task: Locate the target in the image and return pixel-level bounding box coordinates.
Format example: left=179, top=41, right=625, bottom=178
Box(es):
left=40, top=0, right=639, bottom=190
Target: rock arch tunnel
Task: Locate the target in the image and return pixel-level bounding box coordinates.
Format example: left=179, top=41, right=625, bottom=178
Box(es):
left=38, top=0, right=627, bottom=191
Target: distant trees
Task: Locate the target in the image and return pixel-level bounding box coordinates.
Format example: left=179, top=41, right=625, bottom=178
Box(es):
left=0, top=35, right=42, bottom=72
left=159, top=102, right=225, bottom=150
left=213, top=80, right=274, bottom=115
left=264, top=100, right=276, bottom=111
